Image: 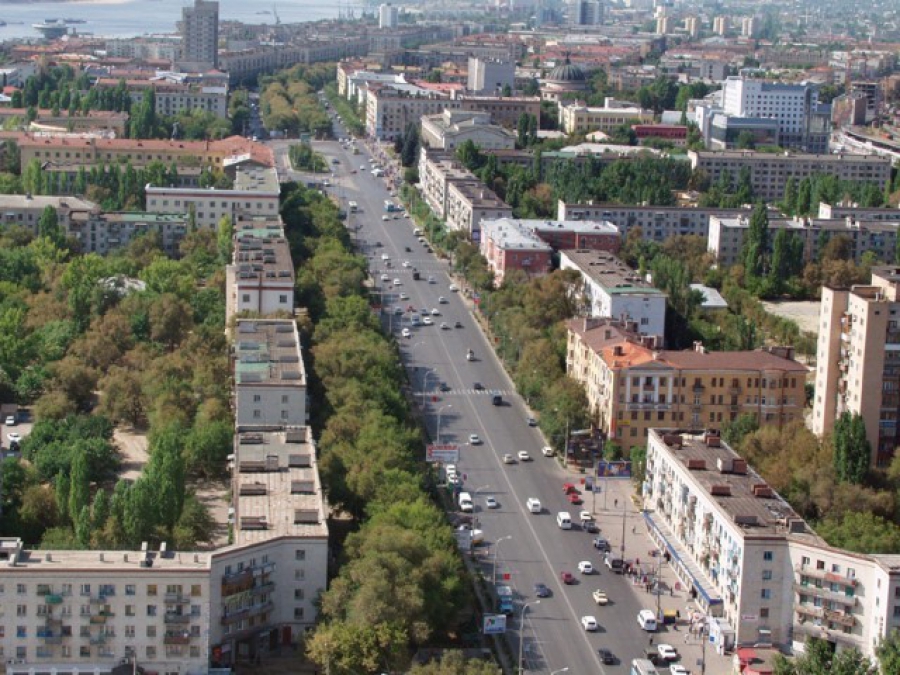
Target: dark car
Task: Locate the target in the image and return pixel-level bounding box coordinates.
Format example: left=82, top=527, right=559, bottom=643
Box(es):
left=593, top=537, right=611, bottom=552
left=455, top=321, right=463, bottom=328
left=492, top=395, right=503, bottom=406
left=534, top=582, right=551, bottom=598
left=598, top=649, right=615, bottom=665
left=474, top=382, right=484, bottom=391
left=439, top=383, right=452, bottom=392
left=584, top=521, right=600, bottom=534
left=404, top=246, right=412, bottom=252
left=412, top=271, right=420, bottom=280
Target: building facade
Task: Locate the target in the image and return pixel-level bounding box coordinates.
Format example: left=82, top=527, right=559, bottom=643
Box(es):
left=417, top=147, right=476, bottom=219
left=225, top=219, right=295, bottom=324
left=480, top=218, right=553, bottom=283
left=444, top=180, right=513, bottom=241
left=365, top=85, right=460, bottom=141
left=559, top=101, right=654, bottom=135
left=419, top=110, right=516, bottom=151
left=466, top=57, right=515, bottom=95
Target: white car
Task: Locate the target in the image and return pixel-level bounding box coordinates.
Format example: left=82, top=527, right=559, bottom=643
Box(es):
left=428, top=276, right=436, bottom=283
left=359, top=164, right=366, bottom=170
left=399, top=292, right=409, bottom=300
left=382, top=215, right=389, bottom=221
left=541, top=445, right=554, bottom=457
left=402, top=260, right=411, bottom=268
left=592, top=589, right=609, bottom=605
left=438, top=296, right=447, bottom=304
left=658, top=645, right=679, bottom=662
left=431, top=308, right=440, bottom=316
left=401, top=328, right=411, bottom=338
left=393, top=278, right=401, bottom=286
left=449, top=283, right=459, bottom=292
left=381, top=253, right=390, bottom=261
left=422, top=317, right=434, bottom=326
left=577, top=561, right=594, bottom=575
left=485, top=496, right=499, bottom=509
left=517, top=451, right=532, bottom=462
left=581, top=616, right=599, bottom=632
left=380, top=274, right=389, bottom=281
left=7, top=432, right=21, bottom=443
left=447, top=474, right=460, bottom=485
left=579, top=510, right=594, bottom=523
left=502, top=454, right=515, bottom=464
left=445, top=464, right=457, bottom=476
left=669, top=666, right=689, bottom=675
left=468, top=434, right=482, bottom=445
left=4, top=415, right=15, bottom=426
left=440, top=322, right=450, bottom=330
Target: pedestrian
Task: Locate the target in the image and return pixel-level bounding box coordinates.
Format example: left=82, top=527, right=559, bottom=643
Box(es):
left=648, top=636, right=654, bottom=646
left=684, top=633, right=689, bottom=644
left=614, top=498, right=618, bottom=508
left=632, top=525, right=637, bottom=534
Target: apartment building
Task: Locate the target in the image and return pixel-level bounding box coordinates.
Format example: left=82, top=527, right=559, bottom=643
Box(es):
left=419, top=109, right=516, bottom=151
left=68, top=211, right=188, bottom=256
left=813, top=267, right=900, bottom=467
left=818, top=202, right=900, bottom=222
left=709, top=215, right=899, bottom=267
left=634, top=124, right=688, bottom=147
left=466, top=57, right=515, bottom=95
left=0, top=194, right=95, bottom=234
left=146, top=166, right=280, bottom=229
left=456, top=95, right=541, bottom=129
left=560, top=250, right=666, bottom=341
left=558, top=101, right=654, bottom=135
left=95, top=78, right=229, bottom=119
left=480, top=218, right=553, bottom=283
left=444, top=180, right=512, bottom=241
left=365, top=84, right=461, bottom=141
left=643, top=429, right=900, bottom=660
left=178, top=0, right=219, bottom=71
left=566, top=321, right=807, bottom=442
left=225, top=219, right=295, bottom=324
left=0, top=108, right=128, bottom=136
left=417, top=147, right=476, bottom=218
left=688, top=151, right=891, bottom=201
left=557, top=200, right=766, bottom=241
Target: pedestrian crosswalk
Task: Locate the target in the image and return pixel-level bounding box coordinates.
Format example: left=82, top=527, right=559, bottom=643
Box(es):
left=423, top=388, right=513, bottom=397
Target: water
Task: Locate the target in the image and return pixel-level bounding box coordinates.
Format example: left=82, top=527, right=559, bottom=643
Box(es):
left=0, top=0, right=347, bottom=42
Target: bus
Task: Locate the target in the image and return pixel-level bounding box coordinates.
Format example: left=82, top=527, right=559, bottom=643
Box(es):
left=348, top=201, right=358, bottom=213
left=630, top=659, right=659, bottom=675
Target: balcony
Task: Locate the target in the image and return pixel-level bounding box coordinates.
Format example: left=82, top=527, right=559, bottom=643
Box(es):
left=220, top=600, right=274, bottom=626
left=164, top=632, right=191, bottom=645
left=795, top=565, right=858, bottom=587
left=89, top=594, right=114, bottom=604
left=825, top=609, right=856, bottom=627
left=44, top=594, right=64, bottom=605
left=625, top=402, right=670, bottom=412
left=164, top=612, right=191, bottom=624
left=165, top=593, right=190, bottom=604
left=793, top=583, right=857, bottom=607
left=89, top=635, right=106, bottom=645
left=250, top=581, right=275, bottom=595
left=692, top=384, right=705, bottom=392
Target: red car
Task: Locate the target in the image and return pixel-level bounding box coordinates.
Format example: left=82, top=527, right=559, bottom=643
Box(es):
left=561, top=571, right=575, bottom=584
left=567, top=493, right=583, bottom=505
left=563, top=483, right=579, bottom=494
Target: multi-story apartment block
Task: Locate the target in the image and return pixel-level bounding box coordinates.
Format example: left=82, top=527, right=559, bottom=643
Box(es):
left=94, top=79, right=229, bottom=119
left=643, top=429, right=900, bottom=660
left=688, top=151, right=891, bottom=201
left=558, top=101, right=654, bottom=135
left=0, top=108, right=128, bottom=136
left=480, top=218, right=553, bottom=283
left=378, top=3, right=399, bottom=29
left=466, top=57, right=515, bottom=95
left=566, top=321, right=807, bottom=442
left=225, top=219, right=295, bottom=324
left=234, top=319, right=307, bottom=428
left=444, top=180, right=513, bottom=241
left=146, top=166, right=280, bottom=229
left=365, top=85, right=461, bottom=141
left=709, top=215, right=899, bottom=267
left=813, top=267, right=900, bottom=467
left=178, top=0, right=219, bottom=72
left=419, top=110, right=516, bottom=151
left=417, top=148, right=476, bottom=218
left=817, top=202, right=900, bottom=222
left=0, top=194, right=96, bottom=235
left=456, top=95, right=542, bottom=129
left=560, top=250, right=666, bottom=341
left=68, top=211, right=188, bottom=256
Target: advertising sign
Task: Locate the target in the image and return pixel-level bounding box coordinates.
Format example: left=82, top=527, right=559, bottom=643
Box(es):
left=426, top=444, right=460, bottom=463
left=483, top=614, right=507, bottom=635
left=596, top=460, right=632, bottom=478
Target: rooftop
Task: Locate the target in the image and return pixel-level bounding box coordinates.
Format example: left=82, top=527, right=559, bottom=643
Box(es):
left=690, top=284, right=729, bottom=310
left=232, top=222, right=294, bottom=286
left=233, top=166, right=280, bottom=193
left=234, top=320, right=306, bottom=388
left=449, top=181, right=510, bottom=209
left=562, top=250, right=663, bottom=295
left=481, top=218, right=553, bottom=251
left=689, top=149, right=888, bottom=163
left=0, top=194, right=96, bottom=210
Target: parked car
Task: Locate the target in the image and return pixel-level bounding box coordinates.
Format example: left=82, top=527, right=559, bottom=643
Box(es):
left=517, top=451, right=532, bottom=462
left=658, top=645, right=679, bottom=662
left=577, top=561, right=594, bottom=575
left=567, top=493, right=583, bottom=505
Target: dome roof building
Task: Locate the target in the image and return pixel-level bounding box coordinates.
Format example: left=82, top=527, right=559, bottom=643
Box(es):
left=540, top=55, right=589, bottom=102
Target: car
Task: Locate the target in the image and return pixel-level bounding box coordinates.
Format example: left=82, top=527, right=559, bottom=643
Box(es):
left=561, top=571, right=575, bottom=585
left=401, top=328, right=411, bottom=338
left=431, top=308, right=440, bottom=316
left=422, top=317, right=434, bottom=326
left=439, top=383, right=451, bottom=392
left=404, top=246, right=412, bottom=253
left=4, top=415, right=15, bottom=426
left=563, top=483, right=579, bottom=494
left=447, top=474, right=460, bottom=486
left=567, top=493, right=583, bottom=505
left=598, top=648, right=615, bottom=665
left=394, top=306, right=403, bottom=315
left=402, top=260, right=411, bottom=268
left=449, top=283, right=459, bottom=292
left=438, top=296, right=447, bottom=304
left=420, top=308, right=429, bottom=315
left=331, top=158, right=339, bottom=164
left=375, top=242, right=384, bottom=248
left=592, top=589, right=609, bottom=605
left=581, top=616, right=599, bottom=631
left=7, top=432, right=20, bottom=442
left=426, top=247, right=433, bottom=253
left=380, top=274, right=390, bottom=281
left=474, top=382, right=484, bottom=390
left=577, top=561, right=594, bottom=575
left=381, top=253, right=390, bottom=260
left=382, top=215, right=389, bottom=221
left=399, top=292, right=409, bottom=300
left=502, top=454, right=515, bottom=464
left=584, top=521, right=600, bottom=533
left=471, top=529, right=484, bottom=545
left=393, top=215, right=399, bottom=220
left=517, top=451, right=532, bottom=462
left=527, top=416, right=537, bottom=426
left=440, top=322, right=450, bottom=330
left=468, top=434, right=482, bottom=445
left=658, top=645, right=679, bottom=662
left=350, top=169, right=357, bottom=174
left=393, top=278, right=401, bottom=286
left=593, top=537, right=611, bottom=552
left=360, top=165, right=366, bottom=170
left=428, top=275, right=436, bottom=283
left=485, top=496, right=499, bottom=509
left=579, top=510, right=594, bottom=523
left=454, top=320, right=463, bottom=328
left=534, top=582, right=550, bottom=598
left=492, top=394, right=503, bottom=406
left=541, top=445, right=554, bottom=457
left=669, top=666, right=689, bottom=675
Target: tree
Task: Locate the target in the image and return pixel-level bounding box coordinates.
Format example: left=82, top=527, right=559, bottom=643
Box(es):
left=832, top=412, right=870, bottom=484
left=98, top=367, right=146, bottom=428
left=307, top=621, right=409, bottom=675
left=55, top=471, right=70, bottom=523
left=742, top=202, right=770, bottom=284
left=68, top=450, right=90, bottom=521
left=768, top=228, right=805, bottom=295
left=722, top=413, right=759, bottom=446
left=736, top=130, right=756, bottom=149
left=774, top=638, right=874, bottom=675
left=876, top=630, right=900, bottom=675
left=408, top=652, right=499, bottom=675
left=216, top=215, right=233, bottom=263
left=400, top=123, right=419, bottom=167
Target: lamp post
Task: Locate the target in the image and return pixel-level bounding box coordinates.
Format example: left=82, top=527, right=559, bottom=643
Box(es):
left=422, top=371, right=437, bottom=407
left=436, top=404, right=452, bottom=444
left=492, top=535, right=512, bottom=585
left=518, top=600, right=540, bottom=675
left=620, top=492, right=627, bottom=563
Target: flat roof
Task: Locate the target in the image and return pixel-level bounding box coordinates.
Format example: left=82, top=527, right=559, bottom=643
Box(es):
left=450, top=180, right=510, bottom=209
left=234, top=427, right=328, bottom=544
left=481, top=218, right=552, bottom=251
left=562, top=249, right=663, bottom=295
left=234, top=320, right=306, bottom=387
left=233, top=225, right=294, bottom=285
left=690, top=150, right=889, bottom=163
left=690, top=284, right=729, bottom=310
left=234, top=166, right=280, bottom=193
left=0, top=194, right=96, bottom=210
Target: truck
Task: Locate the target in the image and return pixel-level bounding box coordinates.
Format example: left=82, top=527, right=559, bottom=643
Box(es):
left=348, top=201, right=358, bottom=213
left=458, top=492, right=473, bottom=513
left=383, top=199, right=400, bottom=212
left=496, top=585, right=514, bottom=615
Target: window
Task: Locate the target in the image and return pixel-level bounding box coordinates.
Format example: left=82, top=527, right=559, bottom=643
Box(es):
left=191, top=585, right=202, bottom=597
left=763, top=551, right=773, bottom=561
left=760, top=589, right=772, bottom=599
left=16, top=626, right=26, bottom=638
left=295, top=550, right=306, bottom=561
left=16, top=584, right=25, bottom=595
left=147, top=626, right=157, bottom=638
left=125, top=625, right=136, bottom=638
left=294, top=607, right=304, bottom=620
left=80, top=583, right=91, bottom=596
left=147, top=585, right=157, bottom=597
left=126, top=605, right=135, bottom=617
left=147, top=646, right=156, bottom=659
left=16, top=605, right=26, bottom=617
left=762, top=570, right=773, bottom=581
left=294, top=588, right=304, bottom=600
left=147, top=605, right=157, bottom=617
left=126, top=584, right=136, bottom=596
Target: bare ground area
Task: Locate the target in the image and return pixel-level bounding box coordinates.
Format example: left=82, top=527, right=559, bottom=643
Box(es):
left=113, top=428, right=149, bottom=481
left=761, top=299, right=822, bottom=336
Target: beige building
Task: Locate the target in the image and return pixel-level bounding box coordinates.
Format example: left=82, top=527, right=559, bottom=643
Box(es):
left=456, top=95, right=541, bottom=129
left=225, top=218, right=295, bottom=324
left=0, top=194, right=96, bottom=235
left=813, top=267, right=900, bottom=467
left=419, top=109, right=516, bottom=151
left=417, top=147, right=476, bottom=219
left=68, top=211, right=188, bottom=256
left=559, top=101, right=654, bottom=135
left=688, top=151, right=891, bottom=201
left=444, top=180, right=513, bottom=241
left=644, top=429, right=900, bottom=659
left=365, top=85, right=461, bottom=141
left=566, top=318, right=808, bottom=444
left=95, top=79, right=229, bottom=119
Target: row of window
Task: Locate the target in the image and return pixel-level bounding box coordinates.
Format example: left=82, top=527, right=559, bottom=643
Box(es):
left=0, top=645, right=203, bottom=660
left=7, top=583, right=202, bottom=597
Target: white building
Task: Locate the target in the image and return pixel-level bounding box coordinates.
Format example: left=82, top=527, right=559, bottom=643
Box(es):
left=0, top=194, right=96, bottom=235
left=225, top=218, right=295, bottom=324
left=444, top=180, right=513, bottom=242
left=378, top=3, right=399, bottom=29
left=146, top=166, right=281, bottom=229
left=419, top=109, right=516, bottom=151
left=560, top=250, right=667, bottom=341
left=417, top=147, right=476, bottom=218
left=366, top=84, right=460, bottom=141
left=644, top=429, right=900, bottom=660
left=467, top=57, right=515, bottom=95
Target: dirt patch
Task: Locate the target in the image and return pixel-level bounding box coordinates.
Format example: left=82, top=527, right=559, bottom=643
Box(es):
left=761, top=300, right=822, bottom=336
left=194, top=479, right=231, bottom=549
left=114, top=428, right=149, bottom=481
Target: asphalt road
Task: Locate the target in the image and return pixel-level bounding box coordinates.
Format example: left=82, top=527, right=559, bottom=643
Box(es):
left=305, top=124, right=680, bottom=675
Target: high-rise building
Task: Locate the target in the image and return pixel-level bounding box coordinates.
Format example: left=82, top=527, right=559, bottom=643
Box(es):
left=378, top=3, right=399, bottom=29
left=741, top=16, right=759, bottom=37
left=571, top=0, right=604, bottom=26
left=178, top=0, right=219, bottom=72
left=813, top=267, right=900, bottom=467
left=713, top=16, right=728, bottom=35
left=684, top=16, right=699, bottom=38
left=467, top=57, right=515, bottom=94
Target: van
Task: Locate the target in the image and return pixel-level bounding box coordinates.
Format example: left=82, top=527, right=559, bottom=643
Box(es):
left=637, top=609, right=658, bottom=631
left=526, top=498, right=542, bottom=513
left=411, top=314, right=421, bottom=326
left=458, top=492, right=473, bottom=513
left=556, top=511, right=572, bottom=529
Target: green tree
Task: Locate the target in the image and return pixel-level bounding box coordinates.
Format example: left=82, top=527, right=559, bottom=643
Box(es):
left=832, top=412, right=870, bottom=484
left=216, top=215, right=233, bottom=263
left=876, top=629, right=900, bottom=675
left=722, top=413, right=760, bottom=446
left=68, top=450, right=90, bottom=521
left=742, top=202, right=770, bottom=284
left=74, top=505, right=92, bottom=548
left=55, top=471, right=70, bottom=523
left=91, top=489, right=110, bottom=530
left=768, top=228, right=805, bottom=295
left=307, top=621, right=409, bottom=675
left=408, top=652, right=499, bottom=675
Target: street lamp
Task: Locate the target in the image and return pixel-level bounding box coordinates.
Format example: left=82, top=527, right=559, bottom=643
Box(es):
left=422, top=371, right=438, bottom=407
left=518, top=600, right=540, bottom=675
left=436, top=404, right=452, bottom=444
left=492, top=535, right=512, bottom=585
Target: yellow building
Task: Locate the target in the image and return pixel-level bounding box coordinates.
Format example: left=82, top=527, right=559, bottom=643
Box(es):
left=566, top=318, right=808, bottom=444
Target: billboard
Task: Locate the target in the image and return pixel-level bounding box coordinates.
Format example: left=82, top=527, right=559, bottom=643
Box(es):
left=596, top=460, right=632, bottom=478
left=426, top=444, right=460, bottom=463
left=483, top=614, right=507, bottom=635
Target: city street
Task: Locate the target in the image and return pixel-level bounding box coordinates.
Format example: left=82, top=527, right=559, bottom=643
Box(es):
left=295, top=121, right=731, bottom=675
